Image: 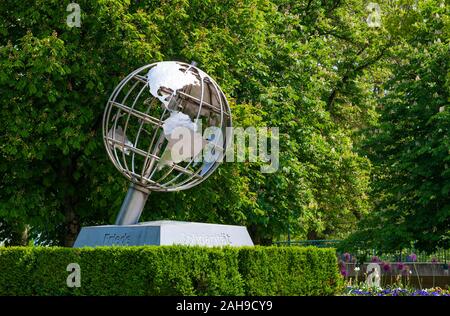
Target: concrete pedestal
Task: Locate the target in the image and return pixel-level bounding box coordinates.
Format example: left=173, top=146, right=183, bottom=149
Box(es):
left=73, top=220, right=254, bottom=247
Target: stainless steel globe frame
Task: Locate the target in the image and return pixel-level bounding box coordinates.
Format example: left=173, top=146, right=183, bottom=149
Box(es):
left=102, top=61, right=232, bottom=225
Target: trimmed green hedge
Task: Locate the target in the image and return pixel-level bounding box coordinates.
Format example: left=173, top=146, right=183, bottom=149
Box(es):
left=0, top=246, right=342, bottom=296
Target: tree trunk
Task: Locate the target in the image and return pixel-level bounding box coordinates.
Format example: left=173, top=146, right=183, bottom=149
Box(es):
left=248, top=224, right=273, bottom=245
left=307, top=230, right=319, bottom=240
left=20, top=225, right=29, bottom=246
left=61, top=154, right=82, bottom=247
left=64, top=206, right=80, bottom=247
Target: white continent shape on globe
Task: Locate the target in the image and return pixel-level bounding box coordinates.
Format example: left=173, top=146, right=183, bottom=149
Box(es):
left=146, top=61, right=200, bottom=107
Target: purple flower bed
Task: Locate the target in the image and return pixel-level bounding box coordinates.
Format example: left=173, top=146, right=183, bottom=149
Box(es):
left=345, top=286, right=450, bottom=296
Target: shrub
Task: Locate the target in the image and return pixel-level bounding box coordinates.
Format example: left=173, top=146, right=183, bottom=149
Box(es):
left=0, top=246, right=342, bottom=296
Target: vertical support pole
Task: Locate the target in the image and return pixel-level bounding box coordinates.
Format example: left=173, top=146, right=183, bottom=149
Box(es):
left=287, top=221, right=291, bottom=246
left=115, top=183, right=149, bottom=225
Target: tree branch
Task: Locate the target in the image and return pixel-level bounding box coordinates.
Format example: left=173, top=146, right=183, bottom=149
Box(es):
left=327, top=46, right=389, bottom=113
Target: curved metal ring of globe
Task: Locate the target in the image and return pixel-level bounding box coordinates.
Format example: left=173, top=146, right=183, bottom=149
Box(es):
left=102, top=61, right=232, bottom=225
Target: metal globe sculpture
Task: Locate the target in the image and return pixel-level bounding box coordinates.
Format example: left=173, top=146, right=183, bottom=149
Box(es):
left=102, top=61, right=232, bottom=225
left=73, top=61, right=254, bottom=248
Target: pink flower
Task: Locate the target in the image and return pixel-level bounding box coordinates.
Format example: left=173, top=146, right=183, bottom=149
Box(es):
left=343, top=252, right=351, bottom=263
left=382, top=262, right=391, bottom=272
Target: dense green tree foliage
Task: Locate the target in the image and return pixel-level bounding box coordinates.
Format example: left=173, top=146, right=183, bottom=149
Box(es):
left=0, top=0, right=447, bottom=249
left=343, top=0, right=450, bottom=252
